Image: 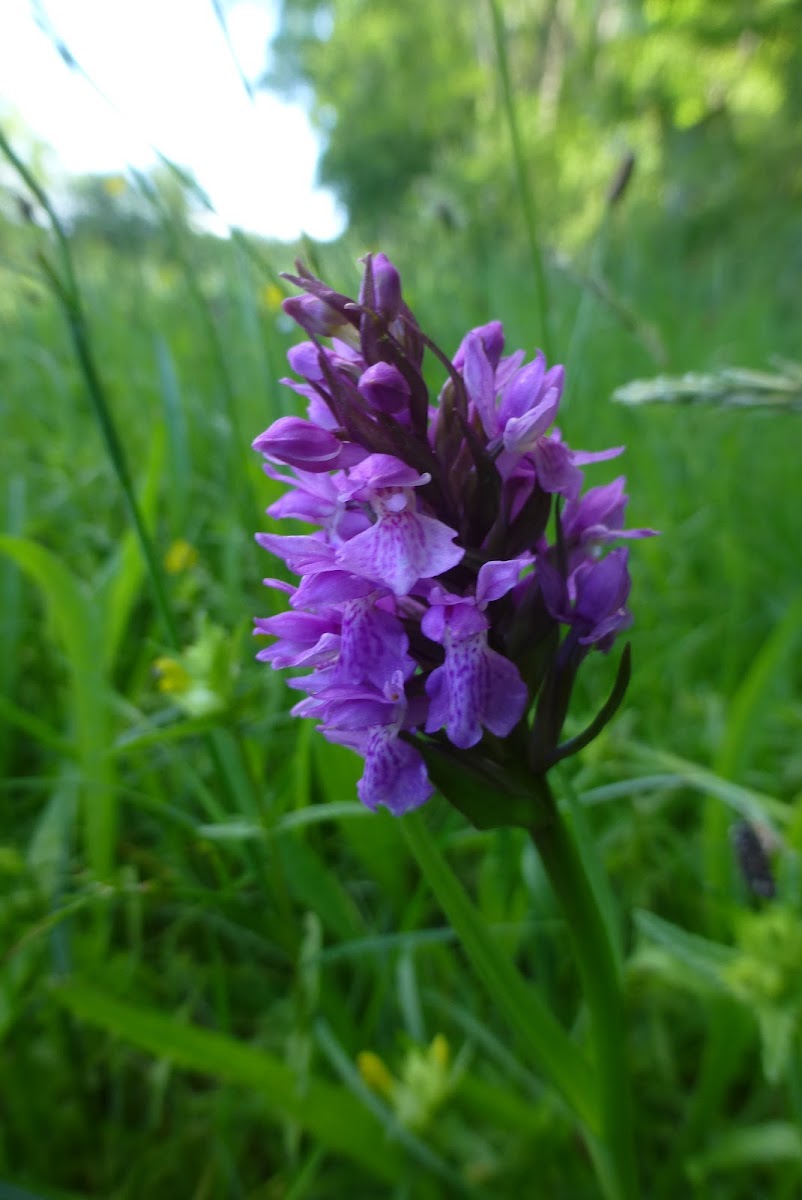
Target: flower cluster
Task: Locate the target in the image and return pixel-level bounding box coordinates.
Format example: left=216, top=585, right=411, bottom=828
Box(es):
left=254, top=255, right=653, bottom=822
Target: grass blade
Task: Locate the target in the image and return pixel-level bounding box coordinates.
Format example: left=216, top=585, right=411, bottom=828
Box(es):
left=55, top=982, right=406, bottom=1184
left=401, top=809, right=597, bottom=1131
left=0, top=536, right=116, bottom=879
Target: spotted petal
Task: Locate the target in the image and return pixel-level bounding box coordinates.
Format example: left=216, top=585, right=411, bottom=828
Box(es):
left=336, top=510, right=463, bottom=595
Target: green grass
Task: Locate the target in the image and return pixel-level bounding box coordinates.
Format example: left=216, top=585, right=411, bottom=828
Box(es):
left=2, top=167, right=802, bottom=1199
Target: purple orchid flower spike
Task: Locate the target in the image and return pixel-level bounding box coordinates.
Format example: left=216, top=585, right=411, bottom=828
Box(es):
left=253, top=253, right=654, bottom=823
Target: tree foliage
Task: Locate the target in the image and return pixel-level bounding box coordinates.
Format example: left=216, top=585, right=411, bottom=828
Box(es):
left=265, top=0, right=802, bottom=242
left=266, top=0, right=483, bottom=232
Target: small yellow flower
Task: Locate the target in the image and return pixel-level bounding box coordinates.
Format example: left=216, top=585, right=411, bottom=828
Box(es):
left=153, top=657, right=191, bottom=695
left=429, top=1033, right=450, bottom=1068
left=164, top=539, right=199, bottom=575
left=357, top=1051, right=395, bottom=1098
left=103, top=174, right=127, bottom=198
left=0, top=845, right=24, bottom=876
left=260, top=282, right=284, bottom=312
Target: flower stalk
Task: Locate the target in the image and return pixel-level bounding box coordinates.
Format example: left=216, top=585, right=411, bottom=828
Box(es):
left=529, top=778, right=639, bottom=1200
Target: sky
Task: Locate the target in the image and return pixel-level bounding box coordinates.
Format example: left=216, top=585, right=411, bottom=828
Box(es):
left=0, top=0, right=346, bottom=241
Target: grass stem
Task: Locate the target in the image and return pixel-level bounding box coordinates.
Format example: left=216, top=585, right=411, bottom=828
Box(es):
left=487, top=0, right=553, bottom=359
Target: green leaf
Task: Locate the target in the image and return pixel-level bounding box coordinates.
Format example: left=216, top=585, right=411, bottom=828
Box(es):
left=558, top=772, right=624, bottom=978
left=626, top=744, right=789, bottom=830
left=275, top=832, right=364, bottom=942
left=756, top=1005, right=797, bottom=1085
left=401, top=809, right=597, bottom=1132
left=704, top=592, right=802, bottom=932
left=413, top=739, right=538, bottom=830
left=633, top=909, right=736, bottom=989
left=551, top=644, right=631, bottom=766
left=26, top=782, right=75, bottom=898
left=98, top=423, right=166, bottom=671
left=54, top=982, right=406, bottom=1184
left=154, top=334, right=191, bottom=529
left=0, top=536, right=116, bottom=879
left=687, top=1122, right=802, bottom=1184
left=0, top=692, right=74, bottom=759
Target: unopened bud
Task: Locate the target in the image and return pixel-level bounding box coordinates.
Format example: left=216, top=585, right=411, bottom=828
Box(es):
left=283, top=294, right=349, bottom=337
left=252, top=416, right=342, bottom=472
left=358, top=362, right=410, bottom=414
left=360, top=252, right=402, bottom=321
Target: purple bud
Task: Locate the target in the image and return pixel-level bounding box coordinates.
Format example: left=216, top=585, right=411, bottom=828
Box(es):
left=475, top=558, right=531, bottom=605
left=252, top=417, right=343, bottom=473
left=563, top=478, right=628, bottom=543
left=283, top=295, right=350, bottom=337
left=360, top=253, right=402, bottom=320
left=358, top=362, right=411, bottom=414
left=287, top=341, right=325, bottom=381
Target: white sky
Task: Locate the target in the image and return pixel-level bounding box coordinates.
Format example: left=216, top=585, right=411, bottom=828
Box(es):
left=0, top=0, right=346, bottom=241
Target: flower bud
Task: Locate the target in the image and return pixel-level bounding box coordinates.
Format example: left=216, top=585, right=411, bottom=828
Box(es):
left=358, top=362, right=410, bottom=414
left=252, top=416, right=342, bottom=472
left=360, top=252, right=402, bottom=320
left=283, top=295, right=350, bottom=337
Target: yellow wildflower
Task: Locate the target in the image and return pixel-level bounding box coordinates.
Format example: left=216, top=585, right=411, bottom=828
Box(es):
left=164, top=539, right=199, bottom=574
left=153, top=657, right=191, bottom=695
left=429, top=1033, right=450, bottom=1068
left=357, top=1051, right=395, bottom=1098
left=260, top=282, right=284, bottom=312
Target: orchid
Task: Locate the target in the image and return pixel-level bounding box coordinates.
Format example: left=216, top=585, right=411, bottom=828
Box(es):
left=251, top=254, right=657, bottom=1200
left=253, top=254, right=654, bottom=825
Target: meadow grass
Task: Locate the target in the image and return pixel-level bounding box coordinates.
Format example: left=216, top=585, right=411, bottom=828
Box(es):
left=2, top=169, right=802, bottom=1199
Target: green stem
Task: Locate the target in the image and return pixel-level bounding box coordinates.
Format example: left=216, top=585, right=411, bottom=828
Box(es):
left=401, top=810, right=597, bottom=1131
left=487, top=0, right=553, bottom=360
left=530, top=781, right=639, bottom=1200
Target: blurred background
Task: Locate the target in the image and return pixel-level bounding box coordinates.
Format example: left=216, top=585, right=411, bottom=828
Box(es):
left=3, top=1, right=802, bottom=1197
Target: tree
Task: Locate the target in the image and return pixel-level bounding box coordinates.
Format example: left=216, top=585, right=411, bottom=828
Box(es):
left=265, top=0, right=483, bottom=233
left=265, top=0, right=802, bottom=242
